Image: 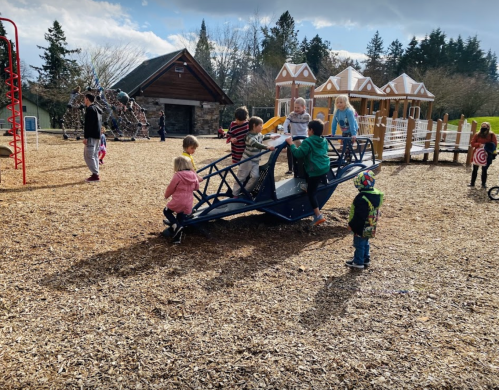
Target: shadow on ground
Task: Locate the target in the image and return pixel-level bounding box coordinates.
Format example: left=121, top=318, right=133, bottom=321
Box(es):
left=40, top=213, right=351, bottom=293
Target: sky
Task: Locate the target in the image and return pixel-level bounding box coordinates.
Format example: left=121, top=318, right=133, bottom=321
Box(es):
left=1, top=0, right=498, bottom=80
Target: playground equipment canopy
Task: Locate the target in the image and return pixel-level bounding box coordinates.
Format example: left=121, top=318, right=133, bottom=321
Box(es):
left=314, top=66, right=387, bottom=100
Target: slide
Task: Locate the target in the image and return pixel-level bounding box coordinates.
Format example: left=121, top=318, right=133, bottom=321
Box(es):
left=262, top=116, right=285, bottom=135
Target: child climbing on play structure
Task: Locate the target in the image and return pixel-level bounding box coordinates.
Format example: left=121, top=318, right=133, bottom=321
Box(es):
left=99, top=126, right=107, bottom=165
left=285, top=119, right=330, bottom=226
left=283, top=97, right=311, bottom=175
left=162, top=156, right=200, bottom=244
left=226, top=106, right=250, bottom=164
left=182, top=135, right=203, bottom=182
left=232, top=116, right=278, bottom=198
left=331, top=95, right=358, bottom=162
left=346, top=170, right=384, bottom=269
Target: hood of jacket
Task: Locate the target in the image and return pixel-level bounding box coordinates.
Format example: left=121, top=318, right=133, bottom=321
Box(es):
left=176, top=169, right=198, bottom=185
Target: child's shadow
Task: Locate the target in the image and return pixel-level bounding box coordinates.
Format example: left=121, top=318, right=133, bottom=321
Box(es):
left=299, top=271, right=362, bottom=330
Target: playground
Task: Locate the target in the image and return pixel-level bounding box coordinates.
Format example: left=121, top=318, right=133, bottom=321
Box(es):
left=1, top=133, right=498, bottom=388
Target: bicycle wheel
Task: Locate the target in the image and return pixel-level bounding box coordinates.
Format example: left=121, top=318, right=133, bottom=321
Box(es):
left=488, top=186, right=499, bottom=200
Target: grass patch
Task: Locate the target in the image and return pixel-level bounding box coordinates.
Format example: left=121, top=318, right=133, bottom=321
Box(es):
left=448, top=116, right=499, bottom=133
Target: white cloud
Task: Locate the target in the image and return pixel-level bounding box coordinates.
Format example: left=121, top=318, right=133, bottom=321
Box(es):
left=1, top=0, right=185, bottom=71
left=141, top=0, right=148, bottom=5
left=332, top=50, right=368, bottom=63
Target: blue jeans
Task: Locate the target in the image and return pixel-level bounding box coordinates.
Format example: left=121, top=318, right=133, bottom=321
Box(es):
left=353, top=235, right=370, bottom=265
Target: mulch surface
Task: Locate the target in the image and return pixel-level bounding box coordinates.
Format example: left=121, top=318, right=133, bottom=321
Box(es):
left=1, top=133, right=498, bottom=389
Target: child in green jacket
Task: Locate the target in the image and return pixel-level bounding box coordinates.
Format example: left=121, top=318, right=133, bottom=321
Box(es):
left=286, top=120, right=330, bottom=226
left=346, top=170, right=384, bottom=269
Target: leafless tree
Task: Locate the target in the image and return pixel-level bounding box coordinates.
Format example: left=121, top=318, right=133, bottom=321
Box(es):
left=76, top=43, right=146, bottom=89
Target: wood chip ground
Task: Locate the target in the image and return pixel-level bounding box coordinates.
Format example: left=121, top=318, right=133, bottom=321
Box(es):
left=1, top=134, right=498, bottom=389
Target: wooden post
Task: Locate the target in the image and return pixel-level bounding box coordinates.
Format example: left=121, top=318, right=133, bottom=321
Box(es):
left=393, top=100, right=399, bottom=119
left=404, top=116, right=415, bottom=163
left=453, top=115, right=464, bottom=163
left=433, top=119, right=442, bottom=163
left=378, top=123, right=386, bottom=160
left=466, top=120, right=478, bottom=166
left=442, top=113, right=449, bottom=142
left=423, top=119, right=433, bottom=162
left=310, top=86, right=315, bottom=113
left=290, top=81, right=296, bottom=113
left=360, top=98, right=368, bottom=115
left=373, top=116, right=380, bottom=157
left=426, top=101, right=433, bottom=120
left=402, top=99, right=408, bottom=119
left=274, top=85, right=280, bottom=117
left=327, top=97, right=333, bottom=114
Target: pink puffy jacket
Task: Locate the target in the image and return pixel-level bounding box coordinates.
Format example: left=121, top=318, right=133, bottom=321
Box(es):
left=164, top=170, right=200, bottom=214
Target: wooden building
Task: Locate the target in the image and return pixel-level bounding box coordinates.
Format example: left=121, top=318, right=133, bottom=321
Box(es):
left=112, top=49, right=233, bottom=135
left=0, top=96, right=52, bottom=129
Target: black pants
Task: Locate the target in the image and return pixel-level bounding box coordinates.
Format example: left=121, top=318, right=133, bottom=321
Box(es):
left=163, top=207, right=185, bottom=227
left=471, top=164, right=489, bottom=186
left=287, top=147, right=293, bottom=171
left=158, top=127, right=165, bottom=141
left=307, top=174, right=327, bottom=210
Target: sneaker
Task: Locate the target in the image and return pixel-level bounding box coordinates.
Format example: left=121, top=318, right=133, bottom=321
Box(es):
left=172, top=226, right=184, bottom=242
left=163, top=219, right=171, bottom=226
left=172, top=230, right=183, bottom=244
left=311, top=214, right=326, bottom=226
left=364, top=259, right=371, bottom=267
left=299, top=183, right=308, bottom=192
left=345, top=260, right=364, bottom=269
left=85, top=174, right=100, bottom=182
left=481, top=184, right=487, bottom=189
left=285, top=170, right=293, bottom=175
left=467, top=183, right=475, bottom=187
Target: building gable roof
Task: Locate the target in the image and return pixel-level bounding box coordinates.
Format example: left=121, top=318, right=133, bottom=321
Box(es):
left=275, top=63, right=317, bottom=86
left=112, top=49, right=233, bottom=105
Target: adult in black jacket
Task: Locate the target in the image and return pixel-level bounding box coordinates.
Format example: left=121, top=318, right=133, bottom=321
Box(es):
left=83, top=94, right=103, bottom=182
left=158, top=111, right=166, bottom=142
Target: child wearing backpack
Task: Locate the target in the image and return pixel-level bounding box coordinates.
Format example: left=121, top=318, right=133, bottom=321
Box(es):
left=346, top=170, right=384, bottom=269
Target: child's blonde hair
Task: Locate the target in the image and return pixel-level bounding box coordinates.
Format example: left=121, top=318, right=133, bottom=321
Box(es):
left=182, top=135, right=199, bottom=149
left=294, top=97, right=306, bottom=107
left=173, top=156, right=193, bottom=172
left=333, top=94, right=356, bottom=116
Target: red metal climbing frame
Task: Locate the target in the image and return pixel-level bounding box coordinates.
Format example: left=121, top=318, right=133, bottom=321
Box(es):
left=1, top=17, right=26, bottom=185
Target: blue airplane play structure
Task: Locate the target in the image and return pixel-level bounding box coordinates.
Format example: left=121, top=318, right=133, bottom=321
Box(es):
left=183, top=135, right=380, bottom=226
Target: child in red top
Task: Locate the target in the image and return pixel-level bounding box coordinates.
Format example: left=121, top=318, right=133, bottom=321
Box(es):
left=226, top=106, right=249, bottom=164
left=162, top=156, right=200, bottom=244
left=468, top=122, right=497, bottom=188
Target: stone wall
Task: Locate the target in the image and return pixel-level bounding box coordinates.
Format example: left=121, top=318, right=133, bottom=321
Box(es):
left=135, top=97, right=220, bottom=136
left=194, top=103, right=220, bottom=135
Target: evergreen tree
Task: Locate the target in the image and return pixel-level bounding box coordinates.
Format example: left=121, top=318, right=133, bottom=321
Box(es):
left=485, top=50, right=498, bottom=81
left=0, top=16, right=17, bottom=107
left=398, top=36, right=420, bottom=73
left=419, top=29, right=447, bottom=70
left=303, top=35, right=330, bottom=76
left=385, top=39, right=404, bottom=79
left=261, top=11, right=299, bottom=69
left=457, top=35, right=487, bottom=76
left=363, top=30, right=386, bottom=85
left=194, top=20, right=214, bottom=76
left=31, top=20, right=81, bottom=128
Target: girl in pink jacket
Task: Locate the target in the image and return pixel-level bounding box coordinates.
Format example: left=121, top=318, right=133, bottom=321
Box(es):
left=162, top=156, right=200, bottom=243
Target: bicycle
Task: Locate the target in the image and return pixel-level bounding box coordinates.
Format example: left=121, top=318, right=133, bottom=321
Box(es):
left=488, top=180, right=499, bottom=200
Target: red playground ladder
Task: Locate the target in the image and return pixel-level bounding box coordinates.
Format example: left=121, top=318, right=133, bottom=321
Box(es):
left=1, top=17, right=26, bottom=185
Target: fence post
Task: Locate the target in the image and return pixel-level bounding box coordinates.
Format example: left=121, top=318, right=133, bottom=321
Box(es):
left=404, top=117, right=415, bottom=163
left=433, top=119, right=442, bottom=163
left=423, top=119, right=433, bottom=162
left=454, top=115, right=464, bottom=163
left=442, top=113, right=449, bottom=142
left=466, top=120, right=478, bottom=166
left=378, top=124, right=386, bottom=160
left=373, top=116, right=380, bottom=157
